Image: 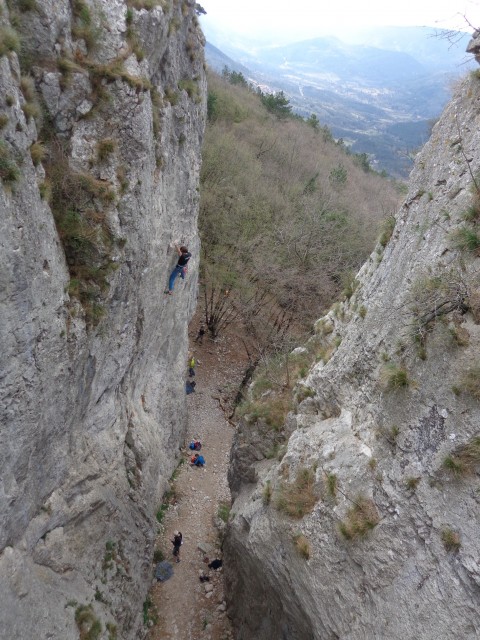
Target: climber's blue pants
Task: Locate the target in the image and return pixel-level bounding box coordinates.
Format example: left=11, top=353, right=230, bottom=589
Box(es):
left=169, top=265, right=185, bottom=291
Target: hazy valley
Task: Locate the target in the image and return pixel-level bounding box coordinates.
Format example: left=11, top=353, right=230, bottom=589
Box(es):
left=204, top=26, right=475, bottom=176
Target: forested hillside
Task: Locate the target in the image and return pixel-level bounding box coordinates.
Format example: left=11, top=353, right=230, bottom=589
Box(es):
left=199, top=70, right=403, bottom=351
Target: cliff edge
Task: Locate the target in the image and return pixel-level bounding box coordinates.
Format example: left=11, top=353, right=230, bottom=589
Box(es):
left=0, top=0, right=205, bottom=637
left=225, top=69, right=480, bottom=639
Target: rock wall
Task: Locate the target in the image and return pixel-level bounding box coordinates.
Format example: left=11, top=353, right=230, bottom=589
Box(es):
left=225, top=72, right=480, bottom=638
left=0, top=0, right=205, bottom=637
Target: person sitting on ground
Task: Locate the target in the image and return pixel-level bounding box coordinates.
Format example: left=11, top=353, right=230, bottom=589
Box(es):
left=190, top=453, right=205, bottom=467
left=185, top=380, right=196, bottom=395
left=165, top=244, right=192, bottom=295
left=189, top=439, right=202, bottom=451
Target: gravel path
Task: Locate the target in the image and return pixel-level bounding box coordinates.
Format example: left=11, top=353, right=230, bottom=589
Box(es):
left=147, top=323, right=248, bottom=640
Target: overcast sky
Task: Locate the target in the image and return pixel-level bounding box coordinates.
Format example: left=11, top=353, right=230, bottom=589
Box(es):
left=200, top=0, right=480, bottom=43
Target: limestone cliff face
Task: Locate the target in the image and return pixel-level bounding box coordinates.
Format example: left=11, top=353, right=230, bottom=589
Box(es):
left=0, top=0, right=205, bottom=637
left=225, top=73, right=480, bottom=639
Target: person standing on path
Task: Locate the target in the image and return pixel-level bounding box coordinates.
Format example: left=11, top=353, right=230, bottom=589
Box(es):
left=165, top=244, right=191, bottom=295
left=188, top=352, right=196, bottom=377
left=194, top=324, right=205, bottom=344
left=171, top=531, right=183, bottom=562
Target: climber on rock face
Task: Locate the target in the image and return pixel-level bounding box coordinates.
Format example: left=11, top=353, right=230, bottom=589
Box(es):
left=165, top=243, right=192, bottom=295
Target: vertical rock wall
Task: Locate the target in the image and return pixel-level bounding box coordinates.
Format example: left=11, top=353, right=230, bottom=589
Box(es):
left=225, top=72, right=480, bottom=639
left=0, top=0, right=205, bottom=637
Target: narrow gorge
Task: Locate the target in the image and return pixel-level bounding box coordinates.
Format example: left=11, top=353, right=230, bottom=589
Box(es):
left=1, top=1, right=480, bottom=639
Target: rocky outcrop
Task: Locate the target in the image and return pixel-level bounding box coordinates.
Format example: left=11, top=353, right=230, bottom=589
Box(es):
left=0, top=0, right=205, bottom=637
left=225, top=70, right=480, bottom=638
left=467, top=30, right=480, bottom=64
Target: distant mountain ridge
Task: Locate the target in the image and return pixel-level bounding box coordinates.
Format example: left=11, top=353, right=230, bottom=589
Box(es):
left=204, top=26, right=475, bottom=176
left=204, top=42, right=250, bottom=76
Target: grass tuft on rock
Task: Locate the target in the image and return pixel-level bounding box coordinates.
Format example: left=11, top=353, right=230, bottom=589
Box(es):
left=276, top=467, right=317, bottom=518
left=0, top=26, right=20, bottom=56
left=0, top=141, right=20, bottom=184
left=293, top=533, right=310, bottom=559
left=441, top=528, right=461, bottom=552
left=338, top=497, right=379, bottom=540
left=380, top=363, right=410, bottom=390
left=443, top=436, right=480, bottom=477
left=75, top=604, right=102, bottom=640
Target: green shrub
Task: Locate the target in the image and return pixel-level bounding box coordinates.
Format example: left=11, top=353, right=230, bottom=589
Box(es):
left=18, top=0, right=38, bottom=11
left=46, top=142, right=117, bottom=326
left=463, top=204, right=480, bottom=222
left=0, top=141, right=20, bottom=184
left=168, top=16, right=181, bottom=35
left=0, top=114, right=8, bottom=128
left=443, top=454, right=466, bottom=476
left=106, top=622, right=117, bottom=640
left=462, top=187, right=480, bottom=222
left=338, top=497, right=379, bottom=539
left=217, top=502, right=230, bottom=523
left=0, top=26, right=20, bottom=56
left=314, top=318, right=334, bottom=335
left=416, top=345, right=427, bottom=360
left=96, top=138, right=116, bottom=162
left=296, top=384, right=315, bottom=403
left=449, top=325, right=470, bottom=347
left=126, top=21, right=144, bottom=61
left=72, top=0, right=101, bottom=52
left=156, top=504, right=168, bottom=523
left=276, top=467, right=317, bottom=518
left=142, top=596, right=157, bottom=626
left=443, top=437, right=480, bottom=476
left=326, top=472, right=337, bottom=498
left=155, top=483, right=177, bottom=523
left=381, top=363, right=410, bottom=390
left=359, top=305, right=367, bottom=318
left=459, top=366, right=480, bottom=399
left=73, top=0, right=92, bottom=24
left=441, top=528, right=461, bottom=552
left=127, top=0, right=166, bottom=8
left=293, top=533, right=310, bottom=559
left=405, top=476, right=420, bottom=491
left=30, top=142, right=46, bottom=166
left=153, top=548, right=164, bottom=563
left=75, top=605, right=102, bottom=640
left=19, top=76, right=41, bottom=123
left=378, top=215, right=396, bottom=247
left=22, top=101, right=40, bottom=122
left=236, top=394, right=291, bottom=430
left=262, top=480, right=272, bottom=505
left=58, top=56, right=84, bottom=88
left=390, top=425, right=400, bottom=440
left=341, top=274, right=359, bottom=300
left=39, top=180, right=51, bottom=201
left=452, top=227, right=480, bottom=253
left=20, top=75, right=36, bottom=101
left=178, top=78, right=200, bottom=100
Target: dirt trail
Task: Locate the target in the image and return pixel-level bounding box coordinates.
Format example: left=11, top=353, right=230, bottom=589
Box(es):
left=147, top=321, right=248, bottom=640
